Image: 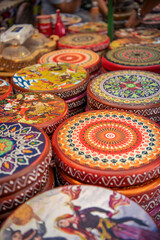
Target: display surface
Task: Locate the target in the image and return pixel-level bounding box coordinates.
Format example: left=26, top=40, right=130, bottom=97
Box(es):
left=38, top=49, right=101, bottom=73
left=11, top=63, right=89, bottom=99
left=102, top=46, right=160, bottom=72
left=0, top=93, right=68, bottom=134
left=52, top=110, right=160, bottom=187
left=0, top=185, right=159, bottom=239
left=58, top=33, right=110, bottom=51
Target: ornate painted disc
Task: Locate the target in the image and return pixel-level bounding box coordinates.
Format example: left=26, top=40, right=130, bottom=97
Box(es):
left=51, top=13, right=82, bottom=26
left=11, top=63, right=89, bottom=99
left=0, top=79, right=12, bottom=100
left=0, top=185, right=159, bottom=239
left=0, top=93, right=68, bottom=135
left=68, top=21, right=108, bottom=34
left=52, top=110, right=160, bottom=187
left=102, top=46, right=160, bottom=73
left=87, top=70, right=160, bottom=121
left=38, top=49, right=101, bottom=73
left=58, top=33, right=110, bottom=52
left=0, top=122, right=52, bottom=196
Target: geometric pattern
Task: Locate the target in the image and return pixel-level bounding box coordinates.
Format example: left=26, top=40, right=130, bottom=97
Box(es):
left=104, top=46, right=160, bottom=66
left=0, top=122, right=45, bottom=176
left=55, top=110, right=160, bottom=170
left=89, top=70, right=160, bottom=106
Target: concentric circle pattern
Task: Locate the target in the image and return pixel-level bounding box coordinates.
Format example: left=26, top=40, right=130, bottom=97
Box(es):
left=103, top=46, right=160, bottom=67
left=54, top=110, right=160, bottom=170
left=53, top=110, right=160, bottom=187
left=89, top=70, right=160, bottom=106
left=58, top=33, right=110, bottom=51
left=39, top=49, right=100, bottom=73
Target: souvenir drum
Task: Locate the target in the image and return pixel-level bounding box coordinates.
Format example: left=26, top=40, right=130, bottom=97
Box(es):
left=114, top=28, right=160, bottom=40
left=58, top=33, right=110, bottom=52
left=87, top=70, right=160, bottom=123
left=68, top=21, right=108, bottom=34
left=102, top=46, right=160, bottom=73
left=0, top=185, right=159, bottom=239
left=0, top=79, right=12, bottom=100
left=52, top=110, right=160, bottom=188
left=0, top=92, right=68, bottom=135
left=0, top=167, right=54, bottom=224
left=11, top=63, right=89, bottom=100
left=38, top=49, right=101, bottom=74
left=51, top=13, right=82, bottom=27
left=0, top=122, right=52, bottom=198
left=56, top=161, right=160, bottom=212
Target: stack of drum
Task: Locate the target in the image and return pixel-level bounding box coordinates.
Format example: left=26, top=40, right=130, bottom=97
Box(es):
left=0, top=185, right=160, bottom=239
left=38, top=49, right=102, bottom=81
left=86, top=70, right=160, bottom=123
left=102, top=46, right=160, bottom=73
left=11, top=63, right=89, bottom=117
left=52, top=110, right=160, bottom=228
left=0, top=92, right=69, bottom=166
left=58, top=32, right=110, bottom=57
left=0, top=122, right=53, bottom=223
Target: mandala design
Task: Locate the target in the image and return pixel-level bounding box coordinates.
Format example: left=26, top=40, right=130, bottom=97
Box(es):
left=0, top=93, right=67, bottom=125
left=56, top=110, right=160, bottom=170
left=12, top=63, right=88, bottom=91
left=89, top=71, right=160, bottom=106
left=39, top=49, right=100, bottom=72
left=58, top=33, right=110, bottom=50
left=105, top=46, right=160, bottom=66
left=0, top=122, right=45, bottom=176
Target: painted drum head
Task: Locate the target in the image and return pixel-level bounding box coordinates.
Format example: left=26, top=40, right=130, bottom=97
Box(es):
left=11, top=63, right=89, bottom=99
left=0, top=92, right=68, bottom=135
left=87, top=70, right=160, bottom=122
left=58, top=33, right=110, bottom=52
left=52, top=110, right=160, bottom=188
left=68, top=21, right=108, bottom=34
left=0, top=79, right=12, bottom=100
left=38, top=49, right=101, bottom=74
left=0, top=122, right=52, bottom=197
left=102, top=46, right=160, bottom=73
left=0, top=185, right=159, bottom=239
left=51, top=13, right=82, bottom=26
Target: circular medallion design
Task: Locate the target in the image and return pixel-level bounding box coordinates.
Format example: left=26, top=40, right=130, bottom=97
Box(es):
left=58, top=33, right=110, bottom=51
left=0, top=122, right=46, bottom=176
left=104, top=46, right=160, bottom=66
left=89, top=70, right=160, bottom=106
left=38, top=49, right=100, bottom=73
left=0, top=185, right=159, bottom=239
left=53, top=110, right=160, bottom=171
left=0, top=93, right=68, bottom=126
left=12, top=63, right=88, bottom=93
left=68, top=21, right=108, bottom=33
